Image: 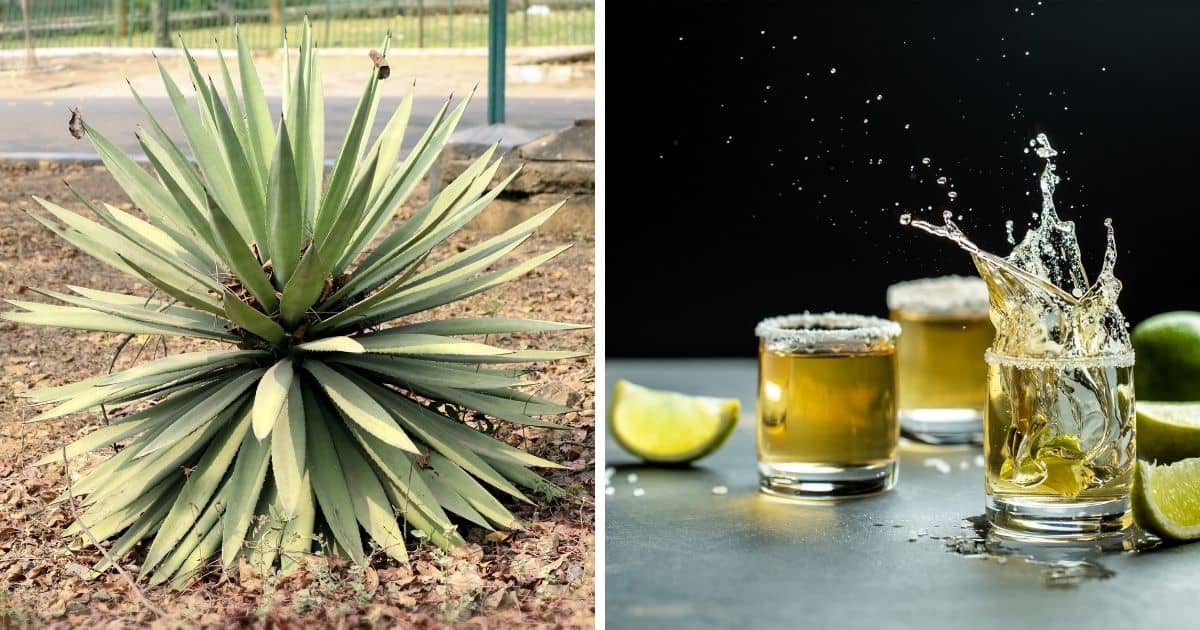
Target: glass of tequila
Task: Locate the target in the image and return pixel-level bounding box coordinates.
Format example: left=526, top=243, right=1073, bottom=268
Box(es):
left=984, top=350, right=1136, bottom=538
left=888, top=276, right=993, bottom=444
left=756, top=313, right=901, bottom=499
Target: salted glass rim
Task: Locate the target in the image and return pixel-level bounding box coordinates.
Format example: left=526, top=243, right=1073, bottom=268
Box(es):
left=886, top=275, right=989, bottom=315
left=756, top=312, right=900, bottom=353
left=984, top=348, right=1135, bottom=368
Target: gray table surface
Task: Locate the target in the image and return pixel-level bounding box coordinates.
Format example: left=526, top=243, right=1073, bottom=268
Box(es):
left=605, top=359, right=1200, bottom=630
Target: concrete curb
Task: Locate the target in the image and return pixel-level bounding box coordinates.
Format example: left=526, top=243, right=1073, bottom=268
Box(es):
left=0, top=45, right=593, bottom=60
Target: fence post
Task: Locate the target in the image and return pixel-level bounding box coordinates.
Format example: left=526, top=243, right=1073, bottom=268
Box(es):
left=19, top=0, right=35, bottom=69
left=270, top=0, right=282, bottom=26
left=487, top=0, right=506, bottom=124
left=324, top=0, right=332, bottom=44
left=417, top=0, right=425, bottom=47
left=523, top=0, right=528, bottom=47
left=115, top=0, right=128, bottom=40
left=151, top=0, right=170, bottom=47
left=448, top=0, right=454, bottom=47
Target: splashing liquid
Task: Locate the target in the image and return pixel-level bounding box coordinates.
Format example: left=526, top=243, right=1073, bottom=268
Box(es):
left=904, top=135, right=1135, bottom=529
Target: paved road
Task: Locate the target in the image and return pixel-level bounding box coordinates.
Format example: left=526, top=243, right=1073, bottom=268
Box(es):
left=0, top=96, right=593, bottom=158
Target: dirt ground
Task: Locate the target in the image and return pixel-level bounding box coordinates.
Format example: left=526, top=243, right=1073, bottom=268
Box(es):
left=0, top=161, right=596, bottom=627
left=0, top=49, right=595, bottom=101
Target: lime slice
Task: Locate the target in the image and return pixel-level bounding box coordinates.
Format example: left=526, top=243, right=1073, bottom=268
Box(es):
left=1137, top=402, right=1200, bottom=465
left=608, top=380, right=739, bottom=463
left=1131, top=311, right=1200, bottom=401
left=1132, top=458, right=1200, bottom=540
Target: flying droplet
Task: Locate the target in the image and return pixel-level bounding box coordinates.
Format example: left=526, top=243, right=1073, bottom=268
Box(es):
left=936, top=176, right=948, bottom=185
left=899, top=213, right=912, bottom=225
left=876, top=94, right=883, bottom=101
left=830, top=67, right=838, bottom=74
left=948, top=191, right=958, bottom=200
left=904, top=123, right=911, bottom=130
left=921, top=157, right=931, bottom=165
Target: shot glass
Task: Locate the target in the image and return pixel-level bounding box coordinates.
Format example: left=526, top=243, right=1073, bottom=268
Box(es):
left=887, top=276, right=994, bottom=444
left=984, top=349, right=1136, bottom=538
left=756, top=312, right=901, bottom=499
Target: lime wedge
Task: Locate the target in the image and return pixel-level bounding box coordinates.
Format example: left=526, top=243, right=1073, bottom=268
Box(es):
left=1136, top=402, right=1200, bottom=464
left=608, top=380, right=739, bottom=464
left=1133, top=458, right=1200, bottom=541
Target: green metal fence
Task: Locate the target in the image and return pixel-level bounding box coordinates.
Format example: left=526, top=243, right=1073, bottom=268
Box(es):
left=0, top=0, right=593, bottom=51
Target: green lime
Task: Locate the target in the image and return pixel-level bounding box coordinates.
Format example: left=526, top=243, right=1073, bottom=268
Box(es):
left=1132, top=458, right=1200, bottom=541
left=1131, top=311, right=1200, bottom=401
left=608, top=379, right=739, bottom=464
left=1136, top=402, right=1200, bottom=464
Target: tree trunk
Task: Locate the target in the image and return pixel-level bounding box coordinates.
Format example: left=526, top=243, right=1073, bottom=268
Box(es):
left=115, top=0, right=128, bottom=39
left=19, top=0, right=36, bottom=69
left=270, top=0, right=282, bottom=26
left=151, top=0, right=170, bottom=48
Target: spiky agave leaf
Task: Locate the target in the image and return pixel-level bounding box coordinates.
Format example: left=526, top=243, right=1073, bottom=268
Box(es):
left=5, top=19, right=588, bottom=587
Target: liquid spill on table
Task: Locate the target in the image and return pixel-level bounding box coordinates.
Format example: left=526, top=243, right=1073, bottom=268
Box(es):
left=940, top=514, right=1163, bottom=588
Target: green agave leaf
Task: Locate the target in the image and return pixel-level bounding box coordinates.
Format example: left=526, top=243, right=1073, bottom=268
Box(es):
left=387, top=317, right=589, bottom=336
left=267, top=120, right=303, bottom=287
left=316, top=151, right=379, bottom=272
left=138, top=370, right=262, bottom=457
left=315, top=50, right=383, bottom=244
left=329, top=421, right=409, bottom=563
left=141, top=407, right=252, bottom=576
left=278, top=244, right=325, bottom=329
left=34, top=404, right=176, bottom=466
left=65, top=476, right=178, bottom=544
left=90, top=478, right=176, bottom=575
left=223, top=290, right=286, bottom=347
left=134, top=131, right=219, bottom=259
left=126, top=81, right=208, bottom=213
left=482, top=455, right=566, bottom=500
left=27, top=367, right=220, bottom=424
left=82, top=399, right=242, bottom=522
left=149, top=477, right=228, bottom=586
left=343, top=92, right=475, bottom=274
left=303, top=361, right=419, bottom=453
left=98, top=200, right=211, bottom=276
left=354, top=380, right=531, bottom=502
left=206, top=75, right=270, bottom=261
left=29, top=287, right=232, bottom=342
left=237, top=24, right=274, bottom=183
left=2, top=300, right=217, bottom=340
left=80, top=122, right=190, bottom=237
left=333, top=149, right=510, bottom=304
left=418, top=466, right=491, bottom=529
left=411, top=384, right=567, bottom=430
left=361, top=88, right=413, bottom=207
left=221, top=427, right=272, bottom=567
left=294, top=336, right=365, bottom=354
left=355, top=332, right=512, bottom=358
left=427, top=453, right=520, bottom=530
left=252, top=358, right=294, bottom=440
left=271, top=379, right=307, bottom=515
left=169, top=522, right=222, bottom=590
left=215, top=42, right=257, bottom=183
left=347, top=426, right=453, bottom=531
left=279, top=474, right=316, bottom=574
left=99, top=350, right=266, bottom=387
left=330, top=356, right=525, bottom=390
left=245, top=481, right=285, bottom=574
left=115, top=253, right=225, bottom=316
left=156, top=55, right=255, bottom=244
left=303, top=386, right=365, bottom=565
left=33, top=197, right=222, bottom=296
left=368, top=380, right=564, bottom=470
left=209, top=199, right=279, bottom=312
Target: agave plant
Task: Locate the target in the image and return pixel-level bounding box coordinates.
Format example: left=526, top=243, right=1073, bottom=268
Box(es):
left=3, top=22, right=583, bottom=588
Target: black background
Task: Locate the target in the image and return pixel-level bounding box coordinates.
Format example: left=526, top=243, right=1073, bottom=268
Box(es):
left=605, top=1, right=1200, bottom=357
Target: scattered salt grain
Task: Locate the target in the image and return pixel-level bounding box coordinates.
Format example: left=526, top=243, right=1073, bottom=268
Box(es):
left=711, top=485, right=729, bottom=495
left=605, top=486, right=615, bottom=496
left=923, top=458, right=952, bottom=474
left=627, top=473, right=639, bottom=483
left=633, top=488, right=646, bottom=497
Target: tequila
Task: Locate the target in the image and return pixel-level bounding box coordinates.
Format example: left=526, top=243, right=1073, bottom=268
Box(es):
left=888, top=276, right=993, bottom=444
left=906, top=134, right=1135, bottom=538
left=756, top=313, right=900, bottom=499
